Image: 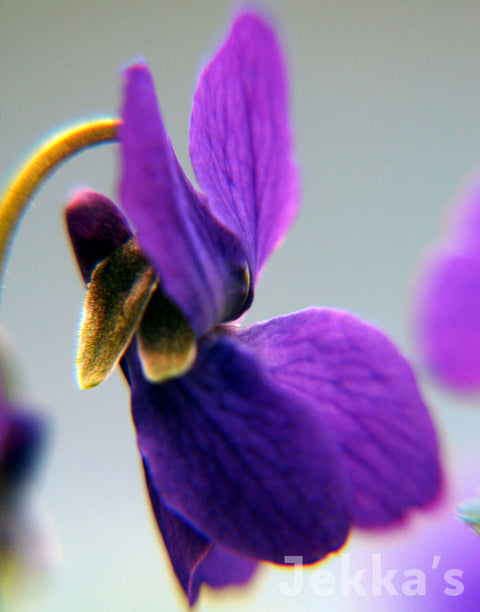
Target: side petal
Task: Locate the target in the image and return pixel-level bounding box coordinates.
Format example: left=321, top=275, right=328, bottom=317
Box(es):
left=413, top=247, right=480, bottom=389
left=120, top=62, right=251, bottom=336
left=189, top=12, right=299, bottom=281
left=124, top=335, right=352, bottom=566
left=231, top=308, right=443, bottom=527
left=142, top=460, right=212, bottom=606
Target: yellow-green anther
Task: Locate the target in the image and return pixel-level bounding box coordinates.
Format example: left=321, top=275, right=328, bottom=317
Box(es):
left=0, top=118, right=119, bottom=294
left=138, top=288, right=197, bottom=383
left=77, top=238, right=157, bottom=389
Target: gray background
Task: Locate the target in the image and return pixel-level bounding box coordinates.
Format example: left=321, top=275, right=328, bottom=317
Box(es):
left=1, top=1, right=479, bottom=610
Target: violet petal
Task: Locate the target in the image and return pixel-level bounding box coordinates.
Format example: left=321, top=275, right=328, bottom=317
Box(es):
left=125, top=334, right=352, bottom=565
left=120, top=62, right=250, bottom=335
left=193, top=546, right=258, bottom=590
left=189, top=546, right=258, bottom=605
left=127, top=361, right=257, bottom=608
left=232, top=308, right=443, bottom=527
left=412, top=170, right=480, bottom=389
left=413, top=247, right=480, bottom=389
left=190, top=12, right=299, bottom=282
left=133, top=375, right=256, bottom=609
left=142, top=459, right=212, bottom=605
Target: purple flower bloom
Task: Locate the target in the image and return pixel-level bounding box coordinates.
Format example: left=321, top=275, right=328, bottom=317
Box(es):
left=413, top=170, right=480, bottom=389
left=372, top=469, right=480, bottom=612
left=67, top=12, right=442, bottom=606
left=0, top=362, right=45, bottom=596
left=0, top=405, right=42, bottom=500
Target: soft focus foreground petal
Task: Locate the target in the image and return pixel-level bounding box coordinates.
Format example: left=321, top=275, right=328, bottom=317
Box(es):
left=379, top=470, right=480, bottom=612
left=124, top=335, right=352, bottom=565
left=120, top=62, right=250, bottom=335
left=66, top=190, right=132, bottom=284
left=190, top=12, right=299, bottom=281
left=142, top=460, right=212, bottom=606
left=232, top=308, right=442, bottom=527
left=413, top=247, right=480, bottom=389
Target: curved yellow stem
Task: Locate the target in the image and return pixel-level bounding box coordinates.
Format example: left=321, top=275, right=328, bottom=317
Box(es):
left=0, top=118, right=120, bottom=286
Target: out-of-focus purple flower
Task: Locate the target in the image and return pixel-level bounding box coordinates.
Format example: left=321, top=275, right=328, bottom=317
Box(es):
left=372, top=469, right=480, bottom=612
left=413, top=170, right=480, bottom=390
left=67, top=12, right=442, bottom=606
left=0, top=360, right=45, bottom=602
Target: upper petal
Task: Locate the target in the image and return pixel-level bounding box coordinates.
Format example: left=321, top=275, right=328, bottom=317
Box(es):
left=124, top=334, right=352, bottom=565
left=189, top=12, right=299, bottom=282
left=120, top=62, right=251, bottom=336
left=232, top=308, right=443, bottom=528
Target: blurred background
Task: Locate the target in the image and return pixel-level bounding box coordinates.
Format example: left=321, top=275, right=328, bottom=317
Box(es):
left=1, top=1, right=479, bottom=610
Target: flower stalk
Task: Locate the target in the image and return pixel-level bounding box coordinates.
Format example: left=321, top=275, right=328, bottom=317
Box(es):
left=0, top=118, right=119, bottom=292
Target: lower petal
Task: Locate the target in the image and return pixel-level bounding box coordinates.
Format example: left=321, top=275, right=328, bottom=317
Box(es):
left=125, top=334, right=352, bottom=566
left=189, top=546, right=258, bottom=605
left=134, top=383, right=258, bottom=607
left=232, top=308, right=443, bottom=527
left=142, top=460, right=212, bottom=605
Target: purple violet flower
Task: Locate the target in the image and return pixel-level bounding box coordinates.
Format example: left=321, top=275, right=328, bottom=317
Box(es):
left=371, top=469, right=480, bottom=612
left=66, top=12, right=442, bottom=606
left=0, top=361, right=45, bottom=600
left=413, top=170, right=480, bottom=389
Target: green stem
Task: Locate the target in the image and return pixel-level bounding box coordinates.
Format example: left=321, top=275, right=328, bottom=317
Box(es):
left=0, top=118, right=119, bottom=293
